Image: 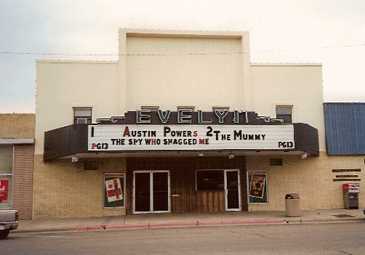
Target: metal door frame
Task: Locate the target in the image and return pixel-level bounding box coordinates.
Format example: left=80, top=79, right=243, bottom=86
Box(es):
left=224, top=169, right=241, bottom=211
left=133, top=170, right=171, bottom=214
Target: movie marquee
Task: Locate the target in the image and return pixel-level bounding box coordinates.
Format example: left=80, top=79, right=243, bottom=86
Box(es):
left=88, top=125, right=294, bottom=151
left=88, top=109, right=295, bottom=152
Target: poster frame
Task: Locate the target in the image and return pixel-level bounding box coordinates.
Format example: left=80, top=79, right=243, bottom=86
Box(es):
left=246, top=170, right=269, bottom=204
left=103, top=173, right=126, bottom=208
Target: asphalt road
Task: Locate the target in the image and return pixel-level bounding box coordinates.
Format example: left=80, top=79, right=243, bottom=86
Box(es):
left=2, top=223, right=365, bottom=255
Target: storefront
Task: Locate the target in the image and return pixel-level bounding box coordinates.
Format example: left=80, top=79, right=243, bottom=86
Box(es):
left=33, top=29, right=363, bottom=219
left=0, top=114, right=34, bottom=220
left=42, top=107, right=318, bottom=215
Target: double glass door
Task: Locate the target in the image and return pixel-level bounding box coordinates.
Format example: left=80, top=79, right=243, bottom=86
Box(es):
left=133, top=170, right=170, bottom=213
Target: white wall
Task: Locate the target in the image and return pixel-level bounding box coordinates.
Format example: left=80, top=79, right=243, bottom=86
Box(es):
left=251, top=64, right=325, bottom=151
left=35, top=61, right=119, bottom=154
left=125, top=36, right=245, bottom=111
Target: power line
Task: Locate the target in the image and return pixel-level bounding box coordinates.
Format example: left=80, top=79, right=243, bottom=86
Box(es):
left=1, top=42, right=365, bottom=57
left=0, top=51, right=248, bottom=57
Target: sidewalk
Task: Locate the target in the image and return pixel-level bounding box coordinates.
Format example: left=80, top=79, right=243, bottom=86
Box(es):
left=16, top=209, right=365, bottom=233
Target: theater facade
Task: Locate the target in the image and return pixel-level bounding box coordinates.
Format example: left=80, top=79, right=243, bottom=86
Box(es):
left=33, top=29, right=362, bottom=219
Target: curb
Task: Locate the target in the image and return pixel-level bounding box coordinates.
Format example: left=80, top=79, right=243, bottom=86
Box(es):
left=13, top=217, right=365, bottom=234
left=286, top=218, right=365, bottom=225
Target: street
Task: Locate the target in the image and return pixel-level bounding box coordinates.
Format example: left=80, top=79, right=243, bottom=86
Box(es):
left=1, top=223, right=365, bottom=255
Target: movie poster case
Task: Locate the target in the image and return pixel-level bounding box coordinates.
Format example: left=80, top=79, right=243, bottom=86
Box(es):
left=246, top=170, right=268, bottom=204
left=103, top=173, right=126, bottom=208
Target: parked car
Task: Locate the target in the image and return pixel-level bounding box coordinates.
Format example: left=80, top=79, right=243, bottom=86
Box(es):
left=0, top=209, right=18, bottom=239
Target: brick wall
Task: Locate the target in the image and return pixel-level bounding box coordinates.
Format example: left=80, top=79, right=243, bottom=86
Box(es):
left=0, top=114, right=35, bottom=139
left=33, top=153, right=365, bottom=218
left=33, top=156, right=126, bottom=219
left=247, top=152, right=365, bottom=211
left=13, top=145, right=34, bottom=219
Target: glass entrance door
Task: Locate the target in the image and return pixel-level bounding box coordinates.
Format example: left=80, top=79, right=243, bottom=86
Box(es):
left=133, top=170, right=170, bottom=213
left=153, top=172, right=169, bottom=212
left=224, top=169, right=241, bottom=211
left=134, top=172, right=150, bottom=212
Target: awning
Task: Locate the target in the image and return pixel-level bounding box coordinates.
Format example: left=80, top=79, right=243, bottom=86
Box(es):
left=43, top=123, right=318, bottom=161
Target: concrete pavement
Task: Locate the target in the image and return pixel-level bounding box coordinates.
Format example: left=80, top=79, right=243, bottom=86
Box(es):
left=7, top=223, right=365, bottom=255
left=15, top=209, right=365, bottom=233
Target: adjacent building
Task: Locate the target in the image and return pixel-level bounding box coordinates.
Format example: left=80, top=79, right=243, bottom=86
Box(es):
left=33, top=29, right=364, bottom=218
left=0, top=114, right=34, bottom=219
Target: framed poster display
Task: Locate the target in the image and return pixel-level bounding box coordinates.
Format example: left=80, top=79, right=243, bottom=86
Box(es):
left=247, top=171, right=268, bottom=203
left=104, top=174, right=125, bottom=208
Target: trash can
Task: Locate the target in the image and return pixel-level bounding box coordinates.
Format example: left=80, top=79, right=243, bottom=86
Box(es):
left=285, top=193, right=301, bottom=217
left=343, top=183, right=360, bottom=209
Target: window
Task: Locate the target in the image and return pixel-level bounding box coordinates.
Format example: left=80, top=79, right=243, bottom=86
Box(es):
left=0, top=145, right=13, bottom=209
left=276, top=105, right=293, bottom=123
left=196, top=170, right=224, bottom=191
left=73, top=107, right=92, bottom=124
left=247, top=171, right=268, bottom=203
left=104, top=174, right=125, bottom=208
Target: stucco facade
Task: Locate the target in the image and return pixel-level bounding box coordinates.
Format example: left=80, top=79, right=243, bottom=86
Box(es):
left=33, top=29, right=363, bottom=219
left=36, top=30, right=323, bottom=154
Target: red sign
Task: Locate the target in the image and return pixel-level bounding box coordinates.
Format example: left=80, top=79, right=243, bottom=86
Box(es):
left=0, top=179, right=9, bottom=202
left=342, top=183, right=360, bottom=193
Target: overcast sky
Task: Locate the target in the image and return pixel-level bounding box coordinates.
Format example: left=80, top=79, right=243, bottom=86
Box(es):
left=1, top=0, right=365, bottom=112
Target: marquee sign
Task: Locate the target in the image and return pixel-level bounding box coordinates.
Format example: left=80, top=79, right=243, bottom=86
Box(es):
left=88, top=124, right=295, bottom=151
left=97, top=109, right=285, bottom=125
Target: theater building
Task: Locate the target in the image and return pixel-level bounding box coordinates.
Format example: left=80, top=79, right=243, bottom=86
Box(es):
left=33, top=29, right=363, bottom=218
